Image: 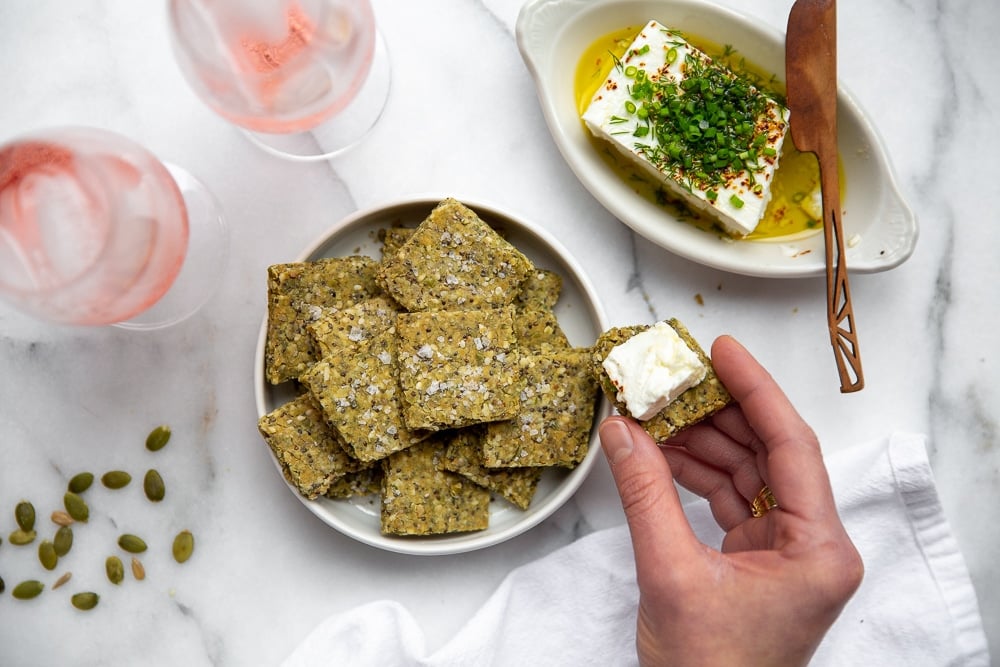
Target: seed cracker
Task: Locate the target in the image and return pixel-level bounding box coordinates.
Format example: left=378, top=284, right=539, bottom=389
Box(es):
left=308, top=296, right=401, bottom=360
left=265, top=257, right=382, bottom=384
left=515, top=269, right=563, bottom=311
left=325, top=464, right=384, bottom=499
left=514, top=307, right=571, bottom=354
left=442, top=427, right=542, bottom=510
left=592, top=319, right=732, bottom=442
left=396, top=307, right=522, bottom=430
left=378, top=227, right=416, bottom=260
left=377, top=198, right=535, bottom=312
left=483, top=348, right=599, bottom=468
left=300, top=329, right=427, bottom=463
left=380, top=439, right=490, bottom=536
left=257, top=394, right=362, bottom=500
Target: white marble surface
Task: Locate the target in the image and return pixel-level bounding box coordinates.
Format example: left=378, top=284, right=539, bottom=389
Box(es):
left=0, top=0, right=996, bottom=664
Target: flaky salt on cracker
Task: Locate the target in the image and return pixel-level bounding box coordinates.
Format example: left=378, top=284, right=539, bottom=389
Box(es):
left=325, top=465, right=383, bottom=499
left=300, top=329, right=427, bottom=463
left=441, top=427, right=542, bottom=510
left=257, top=395, right=362, bottom=500
left=514, top=308, right=571, bottom=354
left=265, top=257, right=382, bottom=384
left=380, top=439, right=490, bottom=536
left=592, top=319, right=732, bottom=442
left=484, top=349, right=598, bottom=468
left=378, top=198, right=534, bottom=312
left=396, top=307, right=522, bottom=430
left=308, top=296, right=400, bottom=360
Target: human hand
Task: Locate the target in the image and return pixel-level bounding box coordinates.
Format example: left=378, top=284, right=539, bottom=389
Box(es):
left=598, top=335, right=863, bottom=667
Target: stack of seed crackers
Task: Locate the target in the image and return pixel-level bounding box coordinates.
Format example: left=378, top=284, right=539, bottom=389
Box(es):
left=257, top=199, right=600, bottom=537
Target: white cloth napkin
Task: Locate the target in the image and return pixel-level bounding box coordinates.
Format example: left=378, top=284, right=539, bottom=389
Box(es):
left=283, top=433, right=990, bottom=666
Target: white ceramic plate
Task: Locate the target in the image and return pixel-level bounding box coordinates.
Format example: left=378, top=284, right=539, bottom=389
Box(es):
left=254, top=196, right=611, bottom=555
left=517, top=0, right=918, bottom=278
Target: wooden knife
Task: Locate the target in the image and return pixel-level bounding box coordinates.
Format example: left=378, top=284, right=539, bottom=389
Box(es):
left=786, top=0, right=864, bottom=392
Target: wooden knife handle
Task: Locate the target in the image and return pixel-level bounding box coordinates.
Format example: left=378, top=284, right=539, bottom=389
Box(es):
left=819, top=153, right=864, bottom=392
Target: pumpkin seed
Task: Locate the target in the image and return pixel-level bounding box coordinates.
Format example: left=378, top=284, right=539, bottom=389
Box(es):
left=101, top=470, right=132, bottom=489
left=131, top=557, right=146, bottom=581
left=71, top=592, right=99, bottom=610
left=143, top=469, right=165, bottom=502
left=38, top=540, right=58, bottom=570
left=106, top=556, right=124, bottom=585
left=0, top=575, right=4, bottom=594
left=145, top=425, right=172, bottom=452
left=12, top=580, right=44, bottom=600
left=118, top=534, right=147, bottom=553
left=68, top=472, right=94, bottom=494
left=15, top=500, right=36, bottom=532
left=9, top=529, right=36, bottom=546
left=54, top=525, right=74, bottom=556
left=172, top=530, right=194, bottom=563
left=64, top=492, right=89, bottom=522
left=52, top=572, right=72, bottom=590
left=51, top=511, right=74, bottom=527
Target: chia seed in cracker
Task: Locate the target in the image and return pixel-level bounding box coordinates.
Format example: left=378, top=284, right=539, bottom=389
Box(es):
left=265, top=256, right=382, bottom=384
left=257, top=394, right=362, bottom=500
left=484, top=349, right=598, bottom=468
left=325, top=464, right=384, bottom=499
left=396, top=307, right=522, bottom=430
left=381, top=439, right=490, bottom=536
left=378, top=227, right=416, bottom=260
left=300, top=329, right=427, bottom=463
left=592, top=319, right=732, bottom=442
left=377, top=198, right=534, bottom=312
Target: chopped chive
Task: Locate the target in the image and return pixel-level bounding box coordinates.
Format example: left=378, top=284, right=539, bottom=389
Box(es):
left=729, top=194, right=745, bottom=209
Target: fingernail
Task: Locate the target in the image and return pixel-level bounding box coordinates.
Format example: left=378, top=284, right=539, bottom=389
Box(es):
left=599, top=419, right=634, bottom=465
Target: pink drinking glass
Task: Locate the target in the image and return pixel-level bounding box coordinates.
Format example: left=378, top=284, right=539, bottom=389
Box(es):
left=168, top=0, right=391, bottom=161
left=0, top=127, right=228, bottom=330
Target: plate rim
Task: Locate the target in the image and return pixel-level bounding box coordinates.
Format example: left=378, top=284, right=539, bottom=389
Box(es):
left=516, top=0, right=918, bottom=278
left=253, top=194, right=612, bottom=555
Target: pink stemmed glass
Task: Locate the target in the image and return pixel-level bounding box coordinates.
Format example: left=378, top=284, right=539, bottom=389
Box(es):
left=0, top=127, right=228, bottom=330
left=168, top=0, right=391, bottom=161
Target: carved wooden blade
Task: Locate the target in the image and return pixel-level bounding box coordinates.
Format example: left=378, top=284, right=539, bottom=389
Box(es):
left=786, top=0, right=864, bottom=392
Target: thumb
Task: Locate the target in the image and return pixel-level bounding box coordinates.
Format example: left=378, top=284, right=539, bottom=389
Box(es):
left=599, top=416, right=699, bottom=572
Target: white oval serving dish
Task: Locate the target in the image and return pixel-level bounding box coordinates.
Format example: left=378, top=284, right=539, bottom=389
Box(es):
left=517, top=0, right=918, bottom=278
left=254, top=195, right=611, bottom=555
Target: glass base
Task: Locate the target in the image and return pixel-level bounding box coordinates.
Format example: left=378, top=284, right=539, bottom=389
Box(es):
left=241, top=29, right=391, bottom=162
left=113, top=164, right=229, bottom=331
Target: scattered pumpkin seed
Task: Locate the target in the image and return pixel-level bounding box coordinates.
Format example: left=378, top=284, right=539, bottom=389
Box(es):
left=64, top=492, right=89, bottom=522
left=71, top=592, right=99, bottom=610
left=9, top=528, right=36, bottom=546
left=52, top=572, right=72, bottom=590
left=118, top=534, right=147, bottom=553
left=106, top=556, right=124, bottom=585
left=68, top=472, right=94, bottom=494
left=143, top=469, right=165, bottom=502
left=38, top=539, right=58, bottom=570
left=12, top=580, right=44, bottom=600
left=131, top=557, right=146, bottom=581
left=54, top=525, right=74, bottom=556
left=51, top=510, right=75, bottom=526
left=101, top=470, right=132, bottom=489
left=145, top=425, right=172, bottom=452
left=15, top=500, right=36, bottom=532
left=172, top=530, right=194, bottom=563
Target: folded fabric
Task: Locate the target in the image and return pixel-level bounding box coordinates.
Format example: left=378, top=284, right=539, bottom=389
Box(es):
left=283, top=433, right=990, bottom=666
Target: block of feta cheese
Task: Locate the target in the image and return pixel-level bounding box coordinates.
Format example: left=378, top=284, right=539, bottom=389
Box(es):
left=582, top=20, right=790, bottom=237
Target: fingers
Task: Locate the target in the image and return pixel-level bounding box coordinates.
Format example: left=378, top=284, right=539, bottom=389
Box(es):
left=660, top=445, right=753, bottom=531
left=710, top=336, right=837, bottom=522
left=599, top=416, right=700, bottom=572
left=667, top=416, right=766, bottom=502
